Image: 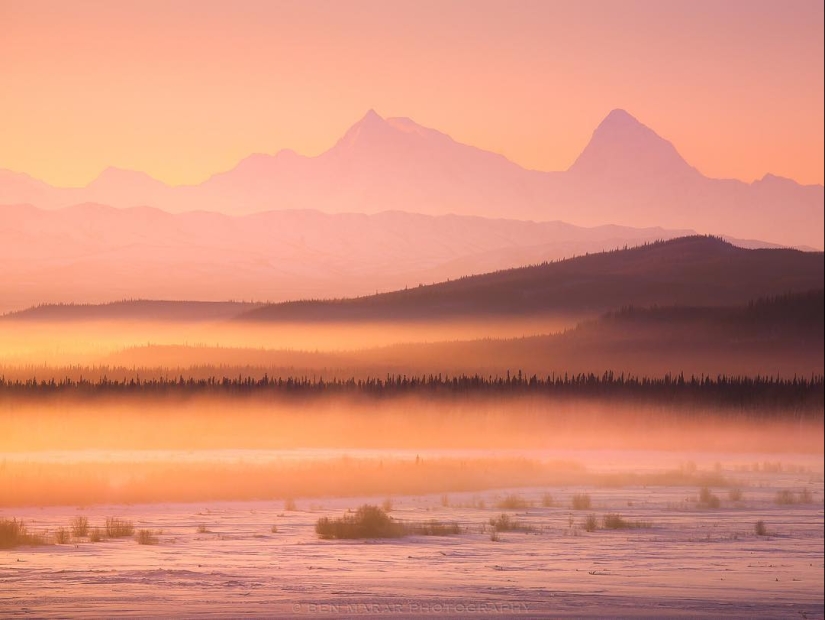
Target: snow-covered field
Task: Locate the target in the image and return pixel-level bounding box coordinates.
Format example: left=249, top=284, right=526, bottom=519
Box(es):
left=1, top=455, right=823, bottom=618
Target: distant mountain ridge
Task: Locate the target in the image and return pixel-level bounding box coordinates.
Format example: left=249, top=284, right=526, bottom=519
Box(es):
left=1, top=109, right=822, bottom=249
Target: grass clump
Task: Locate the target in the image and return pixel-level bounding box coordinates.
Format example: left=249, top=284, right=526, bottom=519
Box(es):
left=728, top=488, right=744, bottom=502
left=488, top=513, right=536, bottom=533
left=541, top=493, right=555, bottom=508
left=775, top=488, right=813, bottom=505
left=70, top=516, right=89, bottom=538
left=602, top=513, right=652, bottom=530
left=89, top=527, right=103, bottom=542
left=270, top=524, right=278, bottom=534
left=105, top=517, right=135, bottom=538
left=497, top=494, right=530, bottom=510
left=755, top=520, right=768, bottom=536
left=196, top=524, right=210, bottom=534
left=571, top=493, right=592, bottom=510
left=381, top=498, right=394, bottom=512
left=0, top=518, right=48, bottom=549
left=407, top=519, right=461, bottom=536
left=583, top=514, right=598, bottom=532
left=698, top=487, right=721, bottom=508
left=54, top=527, right=70, bottom=544
left=284, top=498, right=297, bottom=511
left=136, top=529, right=159, bottom=545
left=316, top=505, right=405, bottom=539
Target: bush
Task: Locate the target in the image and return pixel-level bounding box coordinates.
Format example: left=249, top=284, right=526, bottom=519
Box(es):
left=196, top=524, right=210, bottom=534
left=105, top=517, right=135, bottom=538
left=602, top=513, right=652, bottom=529
left=490, top=530, right=500, bottom=542
left=583, top=514, right=598, bottom=532
left=70, top=516, right=89, bottom=538
left=316, top=505, right=405, bottom=539
left=497, top=494, right=530, bottom=510
left=382, top=498, right=393, bottom=513
left=571, top=493, right=592, bottom=510
left=775, top=490, right=796, bottom=505
left=541, top=493, right=555, bottom=508
left=728, top=488, right=744, bottom=502
left=89, top=527, right=103, bottom=543
left=284, top=498, right=297, bottom=511
left=775, top=489, right=813, bottom=505
left=54, top=527, right=71, bottom=544
left=0, top=518, right=47, bottom=549
left=755, top=520, right=767, bottom=536
left=407, top=519, right=461, bottom=536
left=488, top=513, right=535, bottom=533
left=698, top=487, right=721, bottom=508
left=270, top=525, right=278, bottom=534
left=136, top=529, right=159, bottom=545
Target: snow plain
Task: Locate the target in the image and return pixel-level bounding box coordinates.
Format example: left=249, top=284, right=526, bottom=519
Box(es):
left=1, top=453, right=822, bottom=619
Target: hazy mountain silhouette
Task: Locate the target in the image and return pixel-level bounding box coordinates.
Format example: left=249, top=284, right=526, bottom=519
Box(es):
left=0, top=202, right=699, bottom=312
left=236, top=237, right=824, bottom=323
left=0, top=110, right=821, bottom=248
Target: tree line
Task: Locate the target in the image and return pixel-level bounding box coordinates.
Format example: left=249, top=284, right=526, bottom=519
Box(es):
left=1, top=371, right=821, bottom=416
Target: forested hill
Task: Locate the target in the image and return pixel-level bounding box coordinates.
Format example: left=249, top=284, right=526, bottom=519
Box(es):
left=237, top=237, right=824, bottom=322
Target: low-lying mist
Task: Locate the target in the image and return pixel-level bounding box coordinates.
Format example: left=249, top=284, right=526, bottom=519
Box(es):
left=2, top=393, right=820, bottom=454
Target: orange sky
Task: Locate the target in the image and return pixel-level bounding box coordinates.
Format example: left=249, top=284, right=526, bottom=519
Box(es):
left=1, top=0, right=823, bottom=187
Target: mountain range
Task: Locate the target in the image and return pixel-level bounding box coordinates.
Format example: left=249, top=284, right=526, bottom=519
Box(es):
left=1, top=109, right=822, bottom=249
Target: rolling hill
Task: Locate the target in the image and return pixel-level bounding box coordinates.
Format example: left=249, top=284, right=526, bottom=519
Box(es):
left=237, top=237, right=825, bottom=322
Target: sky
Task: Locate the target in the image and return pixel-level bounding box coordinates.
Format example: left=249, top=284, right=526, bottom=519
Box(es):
left=1, top=0, right=823, bottom=187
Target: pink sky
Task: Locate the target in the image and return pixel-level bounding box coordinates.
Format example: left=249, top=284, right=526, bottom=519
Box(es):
left=1, top=0, right=823, bottom=187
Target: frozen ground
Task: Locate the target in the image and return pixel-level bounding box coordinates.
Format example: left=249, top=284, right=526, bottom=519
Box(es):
left=1, top=456, right=823, bottom=618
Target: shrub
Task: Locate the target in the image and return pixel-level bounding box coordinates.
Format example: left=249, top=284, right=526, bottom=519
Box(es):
left=571, top=493, right=592, bottom=510
left=270, top=525, right=278, bottom=534
left=407, top=519, right=461, bottom=536
left=136, top=529, right=159, bottom=545
left=698, top=487, right=721, bottom=508
left=490, top=530, right=500, bottom=542
left=775, top=488, right=813, bottom=505
left=89, top=527, right=103, bottom=543
left=381, top=498, right=393, bottom=513
left=440, top=495, right=450, bottom=507
left=489, top=513, right=513, bottom=532
left=602, top=513, right=652, bottom=529
left=284, top=498, right=297, bottom=511
left=583, top=514, right=598, bottom=532
left=196, top=524, right=210, bottom=534
left=541, top=493, right=555, bottom=508
left=497, top=494, right=530, bottom=510
left=316, top=505, right=405, bottom=539
left=105, top=517, right=135, bottom=538
left=54, top=527, right=71, bottom=544
left=728, top=488, right=744, bottom=502
left=755, top=520, right=768, bottom=536
left=0, top=518, right=47, bottom=549
left=70, top=516, right=89, bottom=538
left=775, top=490, right=796, bottom=505
left=488, top=513, right=535, bottom=533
